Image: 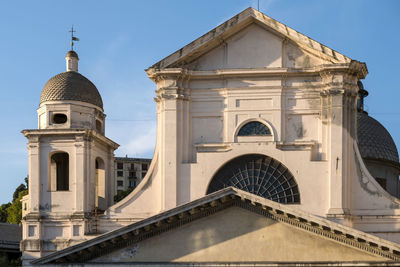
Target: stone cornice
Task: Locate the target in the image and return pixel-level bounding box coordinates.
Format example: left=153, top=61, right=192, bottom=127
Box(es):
left=22, top=128, right=119, bottom=150
left=32, top=188, right=400, bottom=264
left=147, top=62, right=367, bottom=83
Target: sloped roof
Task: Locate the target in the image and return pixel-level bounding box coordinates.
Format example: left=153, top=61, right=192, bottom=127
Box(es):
left=114, top=157, right=152, bottom=162
left=32, top=187, right=400, bottom=264
left=149, top=7, right=352, bottom=70
left=0, top=223, right=21, bottom=251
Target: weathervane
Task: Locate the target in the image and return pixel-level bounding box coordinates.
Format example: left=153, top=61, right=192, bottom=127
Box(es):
left=69, top=25, right=80, bottom=51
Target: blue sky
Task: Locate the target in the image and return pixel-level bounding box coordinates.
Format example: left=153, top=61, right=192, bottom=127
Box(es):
left=0, top=0, right=399, bottom=204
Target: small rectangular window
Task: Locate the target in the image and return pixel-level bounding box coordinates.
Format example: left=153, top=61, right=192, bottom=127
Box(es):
left=117, top=171, right=123, bottom=177
left=117, top=180, right=123, bottom=187
left=117, top=162, right=123, bottom=169
left=142, top=163, right=148, bottom=171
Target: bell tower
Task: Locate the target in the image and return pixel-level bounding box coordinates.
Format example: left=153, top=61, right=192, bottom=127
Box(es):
left=21, top=50, right=119, bottom=262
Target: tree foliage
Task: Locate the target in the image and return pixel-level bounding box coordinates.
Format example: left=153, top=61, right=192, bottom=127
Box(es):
left=0, top=251, right=21, bottom=267
left=12, top=184, right=26, bottom=202
left=114, top=187, right=134, bottom=203
left=0, top=203, right=11, bottom=223
left=7, top=190, right=28, bottom=224
left=0, top=176, right=28, bottom=224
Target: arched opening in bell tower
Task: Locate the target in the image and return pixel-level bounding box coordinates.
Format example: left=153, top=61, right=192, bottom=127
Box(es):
left=95, top=157, right=106, bottom=210
left=207, top=154, right=300, bottom=204
left=49, top=152, right=69, bottom=191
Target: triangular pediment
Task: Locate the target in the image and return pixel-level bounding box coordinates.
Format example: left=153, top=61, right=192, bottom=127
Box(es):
left=33, top=188, right=400, bottom=265
left=149, top=8, right=352, bottom=71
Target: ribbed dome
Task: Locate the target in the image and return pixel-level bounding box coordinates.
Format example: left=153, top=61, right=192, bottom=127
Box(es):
left=357, top=112, right=399, bottom=164
left=40, top=71, right=103, bottom=109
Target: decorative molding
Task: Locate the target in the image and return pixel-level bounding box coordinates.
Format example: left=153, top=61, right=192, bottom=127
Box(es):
left=22, top=129, right=118, bottom=150
left=194, top=143, right=232, bottom=153
left=276, top=141, right=316, bottom=150
left=148, top=64, right=366, bottom=83
left=155, top=86, right=189, bottom=101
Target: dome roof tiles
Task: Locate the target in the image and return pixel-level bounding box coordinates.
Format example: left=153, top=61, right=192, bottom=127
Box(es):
left=40, top=71, right=103, bottom=109
left=357, top=112, right=399, bottom=164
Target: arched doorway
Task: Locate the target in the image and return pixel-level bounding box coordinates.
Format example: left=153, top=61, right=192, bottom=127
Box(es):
left=207, top=154, right=300, bottom=204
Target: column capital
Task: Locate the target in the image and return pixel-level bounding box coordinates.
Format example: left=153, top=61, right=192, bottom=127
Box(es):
left=155, top=86, right=189, bottom=102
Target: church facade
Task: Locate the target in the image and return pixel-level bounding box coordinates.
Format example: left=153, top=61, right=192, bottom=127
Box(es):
left=22, top=8, right=400, bottom=266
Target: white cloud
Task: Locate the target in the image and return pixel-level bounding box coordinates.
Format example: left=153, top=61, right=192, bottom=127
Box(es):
left=84, top=34, right=157, bottom=159
left=124, top=123, right=156, bottom=157
left=108, top=120, right=156, bottom=159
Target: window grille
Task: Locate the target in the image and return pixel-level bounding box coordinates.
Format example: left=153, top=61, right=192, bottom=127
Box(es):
left=238, top=121, right=271, bottom=136
left=207, top=154, right=300, bottom=204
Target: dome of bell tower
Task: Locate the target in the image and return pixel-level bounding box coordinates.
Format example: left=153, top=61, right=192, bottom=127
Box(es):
left=37, top=50, right=105, bottom=134
left=40, top=50, right=103, bottom=109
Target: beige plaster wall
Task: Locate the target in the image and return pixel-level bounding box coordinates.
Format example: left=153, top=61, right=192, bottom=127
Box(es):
left=37, top=101, right=104, bottom=132
left=109, top=19, right=361, bottom=222
left=188, top=24, right=282, bottom=70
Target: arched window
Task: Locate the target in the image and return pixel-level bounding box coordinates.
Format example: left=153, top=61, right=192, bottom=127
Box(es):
left=238, top=121, right=271, bottom=136
left=95, top=158, right=106, bottom=210
left=50, top=152, right=69, bottom=191
left=207, top=154, right=300, bottom=204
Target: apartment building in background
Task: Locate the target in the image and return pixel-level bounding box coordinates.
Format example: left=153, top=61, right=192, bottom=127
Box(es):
left=114, top=157, right=151, bottom=195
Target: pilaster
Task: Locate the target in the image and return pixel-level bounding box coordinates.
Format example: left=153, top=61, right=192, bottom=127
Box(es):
left=74, top=132, right=91, bottom=213
left=321, top=70, right=359, bottom=218
left=27, top=135, right=40, bottom=213
left=154, top=73, right=189, bottom=210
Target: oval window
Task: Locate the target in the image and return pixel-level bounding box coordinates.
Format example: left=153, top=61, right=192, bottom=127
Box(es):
left=52, top=113, right=67, bottom=124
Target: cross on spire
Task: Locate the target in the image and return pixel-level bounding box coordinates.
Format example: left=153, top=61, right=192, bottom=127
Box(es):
left=69, top=25, right=79, bottom=51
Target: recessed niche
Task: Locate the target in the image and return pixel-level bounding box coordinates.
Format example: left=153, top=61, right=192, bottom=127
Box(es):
left=52, top=113, right=67, bottom=124
left=96, top=119, right=102, bottom=132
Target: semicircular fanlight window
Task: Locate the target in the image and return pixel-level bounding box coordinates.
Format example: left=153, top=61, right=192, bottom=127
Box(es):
left=238, top=121, right=271, bottom=136
left=207, top=154, right=300, bottom=204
